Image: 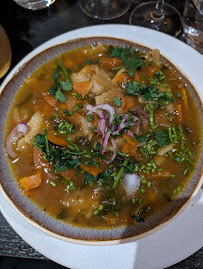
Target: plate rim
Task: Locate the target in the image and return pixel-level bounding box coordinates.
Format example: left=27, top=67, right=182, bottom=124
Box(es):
left=0, top=24, right=203, bottom=246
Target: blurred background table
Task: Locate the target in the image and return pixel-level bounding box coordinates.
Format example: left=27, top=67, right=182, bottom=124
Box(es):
left=0, top=0, right=202, bottom=268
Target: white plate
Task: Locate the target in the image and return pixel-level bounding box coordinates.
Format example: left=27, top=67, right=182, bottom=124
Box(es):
left=1, top=188, right=202, bottom=269
left=0, top=25, right=203, bottom=268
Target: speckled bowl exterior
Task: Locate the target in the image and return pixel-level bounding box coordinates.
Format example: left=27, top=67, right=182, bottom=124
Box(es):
left=0, top=36, right=202, bottom=245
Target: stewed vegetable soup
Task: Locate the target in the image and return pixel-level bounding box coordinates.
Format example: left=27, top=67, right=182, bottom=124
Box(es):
left=5, top=43, right=201, bottom=228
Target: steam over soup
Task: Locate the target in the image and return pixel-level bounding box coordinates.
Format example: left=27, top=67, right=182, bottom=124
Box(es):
left=5, top=43, right=201, bottom=228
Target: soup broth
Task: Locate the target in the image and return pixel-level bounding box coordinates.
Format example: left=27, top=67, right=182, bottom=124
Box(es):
left=5, top=43, right=201, bottom=228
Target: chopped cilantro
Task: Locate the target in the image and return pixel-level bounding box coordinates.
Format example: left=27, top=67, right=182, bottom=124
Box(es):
left=73, top=103, right=83, bottom=112
left=113, top=97, right=121, bottom=107
left=125, top=81, right=174, bottom=107
left=87, top=114, right=94, bottom=122
left=58, top=121, right=75, bottom=135
left=49, top=61, right=72, bottom=103
left=108, top=46, right=145, bottom=78
left=177, top=92, right=182, bottom=98
left=64, top=110, right=73, bottom=116
left=154, top=70, right=165, bottom=81
left=86, top=59, right=100, bottom=65
left=155, top=130, right=171, bottom=147
left=55, top=87, right=67, bottom=103
left=86, top=173, right=97, bottom=186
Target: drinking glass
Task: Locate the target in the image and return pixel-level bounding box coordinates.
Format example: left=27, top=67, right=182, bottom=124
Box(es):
left=129, top=0, right=182, bottom=37
left=13, top=0, right=56, bottom=10
left=0, top=25, right=11, bottom=79
left=79, top=0, right=131, bottom=20
left=183, top=0, right=203, bottom=54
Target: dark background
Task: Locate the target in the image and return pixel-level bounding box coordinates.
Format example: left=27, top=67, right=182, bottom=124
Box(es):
left=0, top=0, right=202, bottom=268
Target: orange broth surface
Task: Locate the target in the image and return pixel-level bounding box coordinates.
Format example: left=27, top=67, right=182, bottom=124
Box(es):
left=5, top=43, right=201, bottom=228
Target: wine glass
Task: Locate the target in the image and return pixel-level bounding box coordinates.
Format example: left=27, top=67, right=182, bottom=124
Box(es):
left=79, top=0, right=131, bottom=20
left=0, top=25, right=11, bottom=79
left=129, top=0, right=182, bottom=37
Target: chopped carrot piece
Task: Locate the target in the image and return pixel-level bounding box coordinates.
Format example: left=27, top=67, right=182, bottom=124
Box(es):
left=134, top=70, right=142, bottom=82
left=47, top=130, right=68, bottom=147
left=79, top=163, right=101, bottom=177
left=146, top=170, right=171, bottom=180
left=100, top=57, right=123, bottom=70
left=123, top=97, right=136, bottom=111
left=59, top=97, right=80, bottom=115
left=73, top=81, right=91, bottom=98
left=122, top=142, right=140, bottom=159
left=20, top=172, right=41, bottom=190
left=60, top=169, right=76, bottom=179
left=148, top=66, right=158, bottom=77
left=33, top=147, right=48, bottom=168
left=124, top=135, right=139, bottom=146
left=91, top=114, right=100, bottom=129
left=44, top=95, right=58, bottom=107
left=176, top=104, right=183, bottom=125
left=115, top=73, right=133, bottom=88
left=42, top=102, right=55, bottom=117
left=63, top=58, right=74, bottom=69
left=181, top=88, right=188, bottom=108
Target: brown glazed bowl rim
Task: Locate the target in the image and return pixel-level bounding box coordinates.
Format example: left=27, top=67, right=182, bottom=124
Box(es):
left=0, top=26, right=202, bottom=246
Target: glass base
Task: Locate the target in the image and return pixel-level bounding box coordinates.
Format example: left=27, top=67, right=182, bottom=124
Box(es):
left=79, top=0, right=131, bottom=20
left=0, top=25, right=11, bottom=79
left=13, top=0, right=56, bottom=11
left=129, top=1, right=182, bottom=37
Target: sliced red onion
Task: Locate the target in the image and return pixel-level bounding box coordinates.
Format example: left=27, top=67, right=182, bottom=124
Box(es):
left=86, top=104, right=106, bottom=119
left=124, top=130, right=134, bottom=137
left=98, top=118, right=108, bottom=134
left=101, top=137, right=117, bottom=164
left=5, top=123, right=28, bottom=159
left=86, top=110, right=108, bottom=134
left=86, top=111, right=97, bottom=132
left=87, top=104, right=115, bottom=125
left=93, top=104, right=115, bottom=125
left=101, top=131, right=110, bottom=149
left=113, top=114, right=139, bottom=135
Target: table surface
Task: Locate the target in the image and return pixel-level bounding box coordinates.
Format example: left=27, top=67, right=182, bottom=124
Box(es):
left=0, top=0, right=202, bottom=268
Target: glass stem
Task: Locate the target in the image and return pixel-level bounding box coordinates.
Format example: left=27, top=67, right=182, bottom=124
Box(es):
left=153, top=0, right=165, bottom=20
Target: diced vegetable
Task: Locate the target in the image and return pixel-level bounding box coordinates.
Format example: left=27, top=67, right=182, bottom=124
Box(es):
left=20, top=172, right=41, bottom=190
left=17, top=112, right=43, bottom=149
left=122, top=142, right=140, bottom=159
left=157, top=143, right=174, bottom=156
left=47, top=130, right=68, bottom=147
left=44, top=94, right=58, bottom=107
left=181, top=88, right=188, bottom=108
left=79, top=163, right=101, bottom=177
left=115, top=72, right=132, bottom=87
left=42, top=102, right=55, bottom=117
left=100, top=57, right=123, bottom=70
left=123, top=97, right=136, bottom=111
left=134, top=70, right=142, bottom=82
left=146, top=49, right=160, bottom=66
left=73, top=81, right=91, bottom=98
